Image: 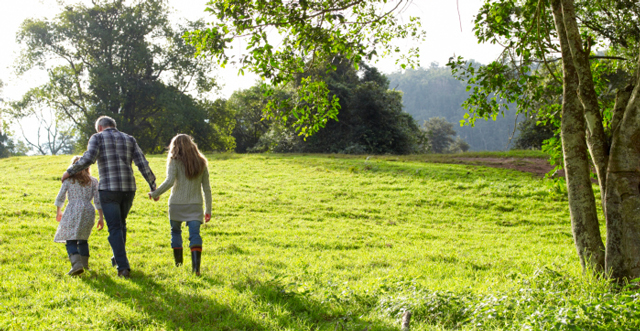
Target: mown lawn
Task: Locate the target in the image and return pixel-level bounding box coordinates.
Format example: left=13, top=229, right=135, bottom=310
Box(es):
left=1, top=153, right=636, bottom=330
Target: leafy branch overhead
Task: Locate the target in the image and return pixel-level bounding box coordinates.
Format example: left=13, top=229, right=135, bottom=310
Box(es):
left=185, top=0, right=425, bottom=136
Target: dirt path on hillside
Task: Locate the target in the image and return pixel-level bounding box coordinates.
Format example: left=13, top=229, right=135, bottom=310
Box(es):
left=453, top=157, right=562, bottom=178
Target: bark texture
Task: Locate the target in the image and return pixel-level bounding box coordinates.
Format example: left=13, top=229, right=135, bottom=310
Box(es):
left=560, top=0, right=609, bottom=197
left=605, top=77, right=640, bottom=280
left=551, top=0, right=605, bottom=272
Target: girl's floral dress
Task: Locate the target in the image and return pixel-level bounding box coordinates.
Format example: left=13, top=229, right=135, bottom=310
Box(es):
left=54, top=177, right=101, bottom=243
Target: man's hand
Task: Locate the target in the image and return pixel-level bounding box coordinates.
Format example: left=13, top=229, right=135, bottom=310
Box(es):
left=205, top=214, right=211, bottom=223
left=61, top=171, right=70, bottom=182
left=97, top=219, right=104, bottom=230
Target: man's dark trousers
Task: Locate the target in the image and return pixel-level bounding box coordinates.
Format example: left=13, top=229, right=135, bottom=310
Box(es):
left=100, top=190, right=136, bottom=271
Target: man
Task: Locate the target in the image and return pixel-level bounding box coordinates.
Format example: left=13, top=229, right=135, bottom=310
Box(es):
left=62, top=116, right=157, bottom=278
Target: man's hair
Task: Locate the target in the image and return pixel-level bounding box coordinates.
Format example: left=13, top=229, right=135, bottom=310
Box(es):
left=95, top=116, right=117, bottom=131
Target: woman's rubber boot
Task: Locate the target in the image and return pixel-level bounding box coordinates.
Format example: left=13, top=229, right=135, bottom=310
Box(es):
left=80, top=255, right=90, bottom=270
left=67, top=254, right=85, bottom=276
left=173, top=248, right=183, bottom=267
left=191, top=247, right=202, bottom=276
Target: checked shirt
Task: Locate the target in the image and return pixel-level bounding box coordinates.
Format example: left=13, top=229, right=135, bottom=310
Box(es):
left=67, top=128, right=156, bottom=192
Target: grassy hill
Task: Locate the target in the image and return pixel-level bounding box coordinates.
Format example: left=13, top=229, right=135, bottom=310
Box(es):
left=0, top=154, right=637, bottom=330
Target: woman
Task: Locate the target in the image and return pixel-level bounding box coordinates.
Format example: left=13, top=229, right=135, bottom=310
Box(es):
left=149, top=134, right=212, bottom=275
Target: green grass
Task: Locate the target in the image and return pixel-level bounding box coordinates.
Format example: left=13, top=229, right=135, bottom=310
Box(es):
left=0, top=153, right=637, bottom=330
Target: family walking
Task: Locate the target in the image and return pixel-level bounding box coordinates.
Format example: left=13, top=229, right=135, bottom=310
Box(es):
left=53, top=116, right=212, bottom=278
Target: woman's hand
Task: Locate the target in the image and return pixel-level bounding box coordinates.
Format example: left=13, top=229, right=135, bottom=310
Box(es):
left=97, top=218, right=104, bottom=231
left=56, top=211, right=62, bottom=222
left=205, top=214, right=211, bottom=223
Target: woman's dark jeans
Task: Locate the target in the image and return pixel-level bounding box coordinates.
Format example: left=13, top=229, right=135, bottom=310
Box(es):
left=66, top=240, right=89, bottom=257
left=99, top=190, right=135, bottom=271
left=170, top=221, right=202, bottom=248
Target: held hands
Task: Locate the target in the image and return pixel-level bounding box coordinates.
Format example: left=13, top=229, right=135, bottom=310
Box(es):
left=148, top=192, right=159, bottom=201
left=205, top=214, right=211, bottom=223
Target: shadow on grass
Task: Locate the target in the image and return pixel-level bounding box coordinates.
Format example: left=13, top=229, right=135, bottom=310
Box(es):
left=83, top=270, right=262, bottom=330
left=217, top=275, right=398, bottom=331
left=84, top=270, right=396, bottom=330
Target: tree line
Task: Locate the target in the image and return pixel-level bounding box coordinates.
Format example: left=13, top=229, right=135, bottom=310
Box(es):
left=1, top=0, right=482, bottom=157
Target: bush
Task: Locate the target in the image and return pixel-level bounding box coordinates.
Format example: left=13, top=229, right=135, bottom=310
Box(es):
left=422, top=117, right=469, bottom=153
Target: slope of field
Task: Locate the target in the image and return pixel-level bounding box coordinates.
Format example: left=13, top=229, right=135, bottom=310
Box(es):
left=0, top=154, right=633, bottom=330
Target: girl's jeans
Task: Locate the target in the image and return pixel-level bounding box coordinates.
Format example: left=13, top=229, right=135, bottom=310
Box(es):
left=66, top=240, right=89, bottom=257
left=170, top=221, right=202, bottom=248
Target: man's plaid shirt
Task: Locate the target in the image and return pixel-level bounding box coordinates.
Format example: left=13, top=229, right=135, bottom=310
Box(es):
left=67, top=128, right=156, bottom=192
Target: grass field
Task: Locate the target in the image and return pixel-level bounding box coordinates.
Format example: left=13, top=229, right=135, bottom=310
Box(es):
left=0, top=153, right=638, bottom=330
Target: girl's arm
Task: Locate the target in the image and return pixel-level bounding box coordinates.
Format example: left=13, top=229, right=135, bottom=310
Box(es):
left=96, top=209, right=104, bottom=230
left=91, top=177, right=102, bottom=210
left=54, top=181, right=68, bottom=221
left=202, top=167, right=212, bottom=222
left=91, top=178, right=104, bottom=230
left=149, top=159, right=177, bottom=199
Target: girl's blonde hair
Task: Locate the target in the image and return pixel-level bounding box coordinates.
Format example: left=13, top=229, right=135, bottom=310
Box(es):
left=168, top=134, right=208, bottom=179
left=69, top=156, right=91, bottom=186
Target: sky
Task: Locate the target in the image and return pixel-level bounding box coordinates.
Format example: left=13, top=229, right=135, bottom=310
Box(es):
left=0, top=0, right=502, bottom=147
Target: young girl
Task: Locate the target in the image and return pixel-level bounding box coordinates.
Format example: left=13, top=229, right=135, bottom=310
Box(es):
left=149, top=134, right=212, bottom=276
left=54, top=156, right=104, bottom=276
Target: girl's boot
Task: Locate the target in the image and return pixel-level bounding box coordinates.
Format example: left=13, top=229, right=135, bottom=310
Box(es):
left=67, top=254, right=84, bottom=276
left=191, top=247, right=202, bottom=276
left=173, top=248, right=183, bottom=266
left=80, top=256, right=90, bottom=270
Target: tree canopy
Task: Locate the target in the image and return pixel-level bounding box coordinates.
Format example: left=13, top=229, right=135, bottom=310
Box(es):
left=185, top=0, right=425, bottom=137
left=228, top=61, right=425, bottom=154
left=8, top=0, right=234, bottom=153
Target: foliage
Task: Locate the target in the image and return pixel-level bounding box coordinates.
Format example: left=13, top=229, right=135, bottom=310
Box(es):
left=235, top=62, right=425, bottom=154
left=185, top=0, right=425, bottom=137
left=446, top=0, right=634, bottom=166
left=512, top=115, right=556, bottom=150
left=227, top=84, right=291, bottom=153
left=422, top=117, right=470, bottom=154
left=387, top=66, right=521, bottom=151
left=1, top=153, right=635, bottom=330
left=9, top=0, right=233, bottom=153
left=0, top=131, right=11, bottom=158
left=0, top=124, right=30, bottom=158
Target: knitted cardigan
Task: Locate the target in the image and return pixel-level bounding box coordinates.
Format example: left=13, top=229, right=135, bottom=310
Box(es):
left=150, top=158, right=212, bottom=215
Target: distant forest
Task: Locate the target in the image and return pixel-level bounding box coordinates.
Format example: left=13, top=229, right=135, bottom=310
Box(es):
left=387, top=64, right=521, bottom=151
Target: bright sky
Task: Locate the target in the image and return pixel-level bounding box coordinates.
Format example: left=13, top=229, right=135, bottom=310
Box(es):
left=0, top=0, right=502, bottom=147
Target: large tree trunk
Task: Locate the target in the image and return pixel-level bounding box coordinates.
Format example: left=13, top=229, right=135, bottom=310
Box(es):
left=604, top=74, right=640, bottom=280
left=559, top=0, right=609, bottom=200
left=551, top=0, right=605, bottom=273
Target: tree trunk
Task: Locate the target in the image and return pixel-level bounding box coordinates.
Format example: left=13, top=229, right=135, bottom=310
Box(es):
left=551, top=0, right=605, bottom=273
left=604, top=72, right=640, bottom=280
left=559, top=0, right=609, bottom=201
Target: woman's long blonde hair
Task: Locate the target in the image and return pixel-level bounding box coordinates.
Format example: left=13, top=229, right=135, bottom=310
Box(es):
left=69, top=156, right=91, bottom=186
left=168, top=134, right=208, bottom=179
